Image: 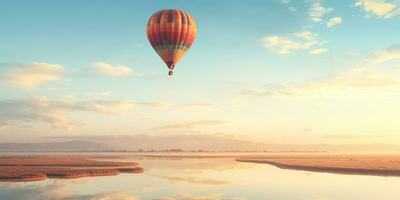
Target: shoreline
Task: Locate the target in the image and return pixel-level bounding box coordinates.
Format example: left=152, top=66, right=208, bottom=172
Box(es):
left=0, top=155, right=144, bottom=182
left=236, top=156, right=400, bottom=177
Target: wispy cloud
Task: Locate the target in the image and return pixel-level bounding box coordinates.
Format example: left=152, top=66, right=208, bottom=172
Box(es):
left=363, top=43, right=400, bottom=66
left=355, top=0, right=399, bottom=18
left=155, top=192, right=246, bottom=200
left=323, top=133, right=399, bottom=139
left=152, top=120, right=227, bottom=132
left=55, top=99, right=135, bottom=114
left=139, top=101, right=218, bottom=111
left=309, top=48, right=328, bottom=55
left=92, top=61, right=133, bottom=76
left=176, top=103, right=218, bottom=110
left=263, top=31, right=322, bottom=54
left=326, top=16, right=342, bottom=28
left=0, top=96, right=135, bottom=130
left=0, top=180, right=140, bottom=200
left=309, top=0, right=333, bottom=22
left=0, top=121, right=10, bottom=130
left=241, top=44, right=400, bottom=98
left=154, top=174, right=230, bottom=185
left=69, top=192, right=139, bottom=200
left=139, top=101, right=172, bottom=108
left=0, top=62, right=64, bottom=88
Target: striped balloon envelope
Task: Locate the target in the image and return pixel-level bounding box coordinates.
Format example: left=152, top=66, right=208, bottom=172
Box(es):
left=146, top=9, right=197, bottom=76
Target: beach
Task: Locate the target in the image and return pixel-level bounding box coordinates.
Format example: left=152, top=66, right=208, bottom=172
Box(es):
left=0, top=155, right=144, bottom=182
left=236, top=155, right=400, bottom=177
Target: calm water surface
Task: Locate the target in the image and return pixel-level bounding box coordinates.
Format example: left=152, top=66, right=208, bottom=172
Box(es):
left=0, top=156, right=399, bottom=200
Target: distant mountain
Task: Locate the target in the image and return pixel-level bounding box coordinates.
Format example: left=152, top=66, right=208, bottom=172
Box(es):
left=0, top=140, right=108, bottom=151
left=41, top=135, right=400, bottom=153
left=1, top=135, right=400, bottom=153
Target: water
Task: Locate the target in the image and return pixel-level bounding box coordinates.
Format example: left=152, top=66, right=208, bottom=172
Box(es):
left=0, top=156, right=399, bottom=200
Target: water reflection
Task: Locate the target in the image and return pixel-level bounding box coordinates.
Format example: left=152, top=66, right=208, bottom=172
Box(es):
left=1, top=157, right=400, bottom=200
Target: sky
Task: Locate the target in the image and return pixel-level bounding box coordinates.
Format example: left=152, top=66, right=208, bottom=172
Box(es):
left=0, top=0, right=399, bottom=145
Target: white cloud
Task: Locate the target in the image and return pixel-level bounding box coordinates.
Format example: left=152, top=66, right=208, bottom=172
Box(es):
left=92, top=62, right=133, bottom=76
left=281, top=0, right=291, bottom=4
left=0, top=181, right=139, bottom=200
left=155, top=192, right=246, bottom=200
left=263, top=31, right=321, bottom=54
left=139, top=101, right=218, bottom=111
left=309, top=48, right=328, bottom=55
left=176, top=103, right=218, bottom=111
left=154, top=175, right=230, bottom=185
left=242, top=44, right=400, bottom=98
left=326, top=16, right=342, bottom=28
left=0, top=121, right=10, bottom=130
left=80, top=100, right=135, bottom=113
left=385, top=7, right=400, bottom=18
left=0, top=97, right=135, bottom=130
left=0, top=96, right=86, bottom=130
left=39, top=111, right=85, bottom=130
left=139, top=101, right=171, bottom=108
left=152, top=120, right=227, bottom=132
left=242, top=72, right=396, bottom=97
left=52, top=99, right=135, bottom=114
left=1, top=62, right=64, bottom=88
left=355, top=0, right=399, bottom=18
left=309, top=0, right=334, bottom=22
left=363, top=43, right=400, bottom=66
left=288, top=6, right=297, bottom=12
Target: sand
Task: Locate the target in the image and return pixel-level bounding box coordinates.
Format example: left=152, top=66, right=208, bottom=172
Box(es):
left=3, top=154, right=399, bottom=181
left=0, top=155, right=144, bottom=182
left=129, top=153, right=400, bottom=177
left=236, top=155, right=400, bottom=177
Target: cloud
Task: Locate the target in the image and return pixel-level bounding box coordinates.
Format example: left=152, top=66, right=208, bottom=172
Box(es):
left=155, top=193, right=246, bottom=200
left=0, top=181, right=139, bottom=200
left=0, top=62, right=64, bottom=88
left=92, top=62, right=133, bottom=76
left=39, top=111, right=86, bottom=130
left=323, top=133, right=398, bottom=139
left=363, top=43, right=400, bottom=66
left=309, top=48, right=328, bottom=55
left=241, top=44, right=400, bottom=98
left=154, top=175, right=230, bottom=185
left=0, top=96, right=134, bottom=130
left=139, top=101, right=172, bottom=108
left=309, top=0, right=334, bottom=22
left=176, top=103, right=218, bottom=110
left=0, top=180, right=70, bottom=200
left=152, top=120, right=227, bottom=132
left=0, top=121, right=10, bottom=129
left=355, top=0, right=399, bottom=18
left=241, top=70, right=396, bottom=98
left=288, top=6, right=297, bottom=12
left=326, top=16, right=342, bottom=28
left=263, top=31, right=320, bottom=54
left=0, top=96, right=84, bottom=130
left=68, top=192, right=139, bottom=200
left=139, top=102, right=218, bottom=111
left=56, top=99, right=135, bottom=114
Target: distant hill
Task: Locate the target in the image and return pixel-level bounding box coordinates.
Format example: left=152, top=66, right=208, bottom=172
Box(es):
left=0, top=140, right=108, bottom=152
left=1, top=135, right=400, bottom=153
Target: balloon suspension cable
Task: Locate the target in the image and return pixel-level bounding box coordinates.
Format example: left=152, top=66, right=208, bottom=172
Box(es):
left=168, top=65, right=174, bottom=76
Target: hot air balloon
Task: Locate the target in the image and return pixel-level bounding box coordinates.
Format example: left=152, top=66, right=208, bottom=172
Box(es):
left=146, top=9, right=197, bottom=76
